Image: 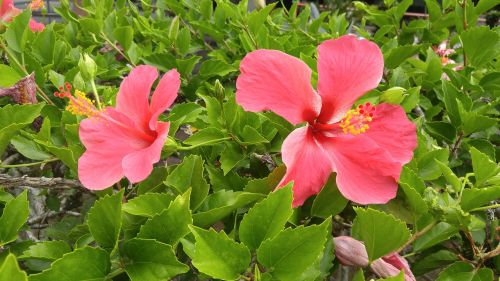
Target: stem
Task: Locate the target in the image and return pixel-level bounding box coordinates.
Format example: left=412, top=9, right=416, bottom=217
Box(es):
left=479, top=245, right=500, bottom=261
left=106, top=268, right=125, bottom=280
left=469, top=204, right=500, bottom=212
left=98, top=32, right=136, bottom=67
left=461, top=0, right=468, bottom=67
left=397, top=220, right=437, bottom=252
left=176, top=137, right=232, bottom=151
left=451, top=131, right=464, bottom=159
left=0, top=40, right=53, bottom=104
left=0, top=158, right=58, bottom=168
left=90, top=79, right=102, bottom=109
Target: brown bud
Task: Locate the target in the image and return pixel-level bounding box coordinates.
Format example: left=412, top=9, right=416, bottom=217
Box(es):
left=0, top=73, right=37, bottom=104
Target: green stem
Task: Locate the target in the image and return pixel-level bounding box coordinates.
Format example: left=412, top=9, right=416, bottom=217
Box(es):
left=0, top=158, right=58, bottom=168
left=397, top=220, right=437, bottom=252
left=470, top=204, right=500, bottom=212
left=176, top=137, right=232, bottom=151
left=98, top=32, right=136, bottom=67
left=90, top=79, right=102, bottom=110
left=106, top=268, right=125, bottom=280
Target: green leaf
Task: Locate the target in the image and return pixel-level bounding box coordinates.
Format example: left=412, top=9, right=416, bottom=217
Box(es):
left=121, top=238, right=189, bottom=281
left=0, top=254, right=27, bottom=281
left=122, top=193, right=173, bottom=217
left=32, top=140, right=80, bottom=174
left=352, top=208, right=410, bottom=261
left=0, top=190, right=29, bottom=246
left=240, top=125, right=269, bottom=145
left=165, top=155, right=209, bottom=210
left=87, top=190, right=123, bottom=251
left=20, top=241, right=71, bottom=261
left=417, top=149, right=449, bottom=180
left=312, top=174, right=349, bottom=218
left=352, top=269, right=365, bottom=281
left=138, top=190, right=192, bottom=245
left=435, top=161, right=462, bottom=192
left=435, top=261, right=491, bottom=281
left=461, top=26, right=500, bottom=67
left=414, top=222, right=457, bottom=252
left=239, top=184, right=293, bottom=250
left=384, top=45, right=421, bottom=69
left=400, top=183, right=428, bottom=217
left=256, top=220, right=331, bottom=281
left=460, top=186, right=500, bottom=211
left=189, top=226, right=251, bottom=280
left=0, top=104, right=44, bottom=155
left=377, top=271, right=404, bottom=281
left=198, top=59, right=237, bottom=78
left=220, top=142, right=245, bottom=175
left=0, top=64, right=22, bottom=87
left=470, top=147, right=499, bottom=187
left=425, top=122, right=456, bottom=143
left=29, top=247, right=110, bottom=281
left=4, top=9, right=31, bottom=53
left=461, top=112, right=497, bottom=135
left=193, top=190, right=263, bottom=227
left=10, top=136, right=51, bottom=161
left=113, top=26, right=134, bottom=50
left=183, top=127, right=229, bottom=146
left=412, top=250, right=457, bottom=275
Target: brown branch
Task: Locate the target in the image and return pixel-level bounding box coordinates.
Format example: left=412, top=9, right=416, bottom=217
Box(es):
left=0, top=174, right=84, bottom=190
left=479, top=245, right=500, bottom=261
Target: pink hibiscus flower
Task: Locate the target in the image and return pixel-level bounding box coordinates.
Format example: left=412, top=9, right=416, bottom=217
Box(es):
left=57, top=65, right=180, bottom=190
left=236, top=35, right=417, bottom=206
left=0, top=0, right=45, bottom=32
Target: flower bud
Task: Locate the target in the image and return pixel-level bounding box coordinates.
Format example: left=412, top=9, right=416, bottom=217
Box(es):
left=79, top=54, right=97, bottom=80
left=214, top=79, right=225, bottom=102
left=370, top=253, right=416, bottom=281
left=333, top=236, right=369, bottom=267
left=380, top=87, right=406, bottom=104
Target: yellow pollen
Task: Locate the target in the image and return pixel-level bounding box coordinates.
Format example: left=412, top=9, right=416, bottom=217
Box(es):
left=339, top=103, right=375, bottom=135
left=65, top=90, right=100, bottom=118
left=29, top=0, right=44, bottom=10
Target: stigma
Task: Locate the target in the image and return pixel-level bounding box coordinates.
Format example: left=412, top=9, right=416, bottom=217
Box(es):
left=55, top=83, right=100, bottom=118
left=339, top=102, right=375, bottom=135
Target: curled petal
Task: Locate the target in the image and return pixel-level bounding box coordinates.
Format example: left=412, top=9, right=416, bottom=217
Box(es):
left=236, top=49, right=321, bottom=125
left=363, top=103, right=416, bottom=165
left=78, top=147, right=128, bottom=190
left=0, top=0, right=14, bottom=17
left=122, top=122, right=170, bottom=183
left=318, top=134, right=401, bottom=204
left=371, top=253, right=416, bottom=281
left=317, top=35, right=384, bottom=123
left=28, top=19, right=44, bottom=32
left=116, top=65, right=158, bottom=131
left=149, top=69, right=180, bottom=130
left=333, top=236, right=369, bottom=267
left=277, top=127, right=333, bottom=206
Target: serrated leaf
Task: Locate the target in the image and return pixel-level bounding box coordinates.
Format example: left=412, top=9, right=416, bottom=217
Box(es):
left=384, top=45, right=421, bottom=69
left=470, top=147, right=499, bottom=187
left=122, top=193, right=173, bottom=217
left=20, top=241, right=71, bottom=261
left=198, top=59, right=237, bottom=78
left=352, top=208, right=410, bottom=261
left=165, top=155, right=209, bottom=210
left=220, top=142, right=245, bottom=175
left=193, top=190, right=263, bottom=227
left=0, top=190, right=29, bottom=246
left=461, top=26, right=500, bottom=67
left=435, top=261, right=489, bottom=281
left=0, top=253, right=27, bottom=281
left=183, top=127, right=229, bottom=146
left=256, top=220, right=331, bottom=281
left=4, top=9, right=31, bottom=53
left=121, top=238, right=189, bottom=281
left=414, top=222, right=457, bottom=252
left=239, top=184, right=293, bottom=250
left=138, top=190, right=192, bottom=245
left=460, top=186, right=500, bottom=211
left=29, top=247, right=110, bottom=281
left=190, top=226, right=251, bottom=280
left=0, top=64, right=22, bottom=87
left=0, top=103, right=44, bottom=155
left=87, top=190, right=123, bottom=251
left=435, top=161, right=462, bottom=192
left=417, top=149, right=449, bottom=180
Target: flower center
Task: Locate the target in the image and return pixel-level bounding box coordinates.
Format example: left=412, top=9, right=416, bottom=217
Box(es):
left=55, top=83, right=100, bottom=118
left=339, top=102, right=375, bottom=135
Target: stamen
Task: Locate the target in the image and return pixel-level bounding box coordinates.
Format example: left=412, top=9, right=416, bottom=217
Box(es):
left=55, top=83, right=100, bottom=118
left=339, top=102, right=376, bottom=135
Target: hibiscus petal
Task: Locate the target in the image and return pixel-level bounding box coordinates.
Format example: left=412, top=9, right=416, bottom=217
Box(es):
left=122, top=122, right=170, bottom=183
left=78, top=148, right=127, bottom=190
left=28, top=19, right=44, bottom=32
left=364, top=103, right=417, bottom=165
left=317, top=35, right=384, bottom=123
left=149, top=69, right=180, bottom=130
left=236, top=49, right=321, bottom=125
left=116, top=65, right=158, bottom=130
left=318, top=134, right=401, bottom=204
left=0, top=0, right=13, bottom=16
left=278, top=127, right=333, bottom=206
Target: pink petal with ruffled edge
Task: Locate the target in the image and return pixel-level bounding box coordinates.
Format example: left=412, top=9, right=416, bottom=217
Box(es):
left=122, top=122, right=170, bottom=183
left=277, top=127, right=334, bottom=206
left=149, top=69, right=180, bottom=130
left=116, top=65, right=159, bottom=132
left=317, top=35, right=384, bottom=123
left=28, top=19, right=44, bottom=32
left=318, top=134, right=401, bottom=204
left=236, top=49, right=321, bottom=125
left=371, top=253, right=416, bottom=281
left=363, top=103, right=417, bottom=165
